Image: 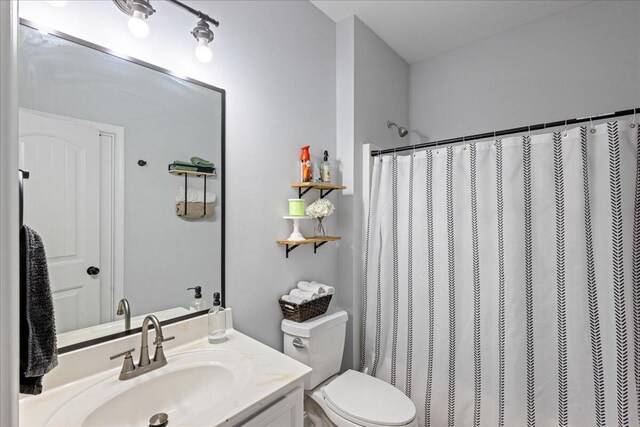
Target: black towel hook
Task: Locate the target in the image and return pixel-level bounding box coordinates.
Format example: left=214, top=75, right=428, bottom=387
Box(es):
left=19, top=169, right=30, bottom=229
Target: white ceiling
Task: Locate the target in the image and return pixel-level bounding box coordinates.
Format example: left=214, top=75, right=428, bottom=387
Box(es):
left=311, top=1, right=591, bottom=64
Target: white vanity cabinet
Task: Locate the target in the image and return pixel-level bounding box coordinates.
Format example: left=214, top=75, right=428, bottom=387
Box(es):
left=239, top=387, right=304, bottom=427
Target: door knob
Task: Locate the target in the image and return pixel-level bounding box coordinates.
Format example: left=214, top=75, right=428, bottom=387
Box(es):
left=87, top=266, right=100, bottom=276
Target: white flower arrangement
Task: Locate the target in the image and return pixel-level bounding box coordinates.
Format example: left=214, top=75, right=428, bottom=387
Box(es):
left=306, top=199, right=335, bottom=219
left=306, top=199, right=335, bottom=236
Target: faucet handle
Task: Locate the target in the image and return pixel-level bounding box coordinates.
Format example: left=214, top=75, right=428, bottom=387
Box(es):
left=152, top=336, right=174, bottom=364
left=154, top=335, right=175, bottom=346
left=111, top=348, right=136, bottom=380
left=110, top=348, right=135, bottom=360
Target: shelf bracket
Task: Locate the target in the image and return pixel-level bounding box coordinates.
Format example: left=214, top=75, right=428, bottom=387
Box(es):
left=203, top=174, right=207, bottom=216
left=320, top=188, right=334, bottom=199
left=298, top=186, right=313, bottom=198
left=313, top=241, right=328, bottom=253
left=184, top=173, right=188, bottom=215
left=285, top=244, right=300, bottom=258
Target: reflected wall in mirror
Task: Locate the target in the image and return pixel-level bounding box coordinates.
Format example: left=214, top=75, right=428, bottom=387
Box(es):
left=18, top=23, right=225, bottom=352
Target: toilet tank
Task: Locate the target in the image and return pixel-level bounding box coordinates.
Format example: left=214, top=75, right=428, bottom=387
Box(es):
left=281, top=310, right=348, bottom=390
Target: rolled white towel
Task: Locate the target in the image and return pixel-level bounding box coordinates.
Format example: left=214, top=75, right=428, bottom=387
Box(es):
left=308, top=281, right=335, bottom=295
left=318, top=284, right=335, bottom=295
left=177, top=186, right=216, bottom=203
left=281, top=294, right=307, bottom=305
left=290, top=289, right=319, bottom=301
left=297, top=281, right=326, bottom=295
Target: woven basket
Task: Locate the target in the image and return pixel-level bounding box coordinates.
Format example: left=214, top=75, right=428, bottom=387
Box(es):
left=279, top=294, right=332, bottom=323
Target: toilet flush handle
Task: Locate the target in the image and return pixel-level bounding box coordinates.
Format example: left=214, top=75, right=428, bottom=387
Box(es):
left=292, top=338, right=306, bottom=349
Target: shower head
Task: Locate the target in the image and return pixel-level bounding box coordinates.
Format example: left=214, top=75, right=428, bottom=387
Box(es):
left=387, top=121, right=409, bottom=138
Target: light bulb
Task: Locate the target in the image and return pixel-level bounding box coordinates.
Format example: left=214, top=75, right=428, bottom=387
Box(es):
left=46, top=1, right=67, bottom=6
left=195, top=38, right=212, bottom=63
left=128, top=10, right=149, bottom=38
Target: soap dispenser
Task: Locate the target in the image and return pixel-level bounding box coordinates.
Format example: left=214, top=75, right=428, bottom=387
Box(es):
left=187, top=286, right=209, bottom=312
left=208, top=292, right=227, bottom=344
left=321, top=150, right=331, bottom=183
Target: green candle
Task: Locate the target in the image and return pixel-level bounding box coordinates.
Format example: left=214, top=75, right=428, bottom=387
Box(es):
left=288, top=199, right=305, bottom=216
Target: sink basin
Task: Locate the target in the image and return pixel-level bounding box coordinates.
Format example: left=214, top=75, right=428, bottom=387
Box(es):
left=45, top=349, right=252, bottom=427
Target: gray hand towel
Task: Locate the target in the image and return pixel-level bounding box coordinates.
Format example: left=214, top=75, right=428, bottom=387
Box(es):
left=20, top=225, right=58, bottom=395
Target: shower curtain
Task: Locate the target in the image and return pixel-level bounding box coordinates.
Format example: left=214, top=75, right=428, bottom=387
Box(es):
left=361, top=119, right=639, bottom=427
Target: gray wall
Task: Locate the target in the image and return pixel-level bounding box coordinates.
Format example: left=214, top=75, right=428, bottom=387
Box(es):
left=216, top=0, right=337, bottom=350
left=336, top=15, right=409, bottom=370
left=355, top=17, right=410, bottom=152
left=409, top=1, right=640, bottom=142
left=20, top=0, right=338, bottom=351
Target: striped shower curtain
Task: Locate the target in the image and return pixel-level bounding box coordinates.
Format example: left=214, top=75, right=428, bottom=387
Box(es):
left=361, top=119, right=639, bottom=427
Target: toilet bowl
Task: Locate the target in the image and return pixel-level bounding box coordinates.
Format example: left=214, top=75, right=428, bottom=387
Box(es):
left=307, top=371, right=418, bottom=427
left=282, top=310, right=417, bottom=427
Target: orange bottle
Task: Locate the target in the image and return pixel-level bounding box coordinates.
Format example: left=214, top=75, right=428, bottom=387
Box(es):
left=300, top=146, right=311, bottom=182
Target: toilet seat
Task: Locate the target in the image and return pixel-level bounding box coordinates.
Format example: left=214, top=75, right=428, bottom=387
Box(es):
left=321, top=370, right=416, bottom=427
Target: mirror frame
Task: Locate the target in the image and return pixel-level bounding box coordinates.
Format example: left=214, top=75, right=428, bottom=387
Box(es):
left=19, top=19, right=226, bottom=354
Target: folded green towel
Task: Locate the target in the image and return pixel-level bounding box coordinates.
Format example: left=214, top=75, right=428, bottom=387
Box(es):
left=169, top=163, right=216, bottom=174
left=173, top=160, right=195, bottom=167
left=169, top=163, right=199, bottom=172
left=191, top=156, right=214, bottom=167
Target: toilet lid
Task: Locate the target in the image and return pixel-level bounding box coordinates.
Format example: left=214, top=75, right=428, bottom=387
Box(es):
left=322, top=370, right=416, bottom=426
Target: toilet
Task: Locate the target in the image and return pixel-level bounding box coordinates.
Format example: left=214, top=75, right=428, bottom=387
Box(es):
left=282, top=310, right=417, bottom=427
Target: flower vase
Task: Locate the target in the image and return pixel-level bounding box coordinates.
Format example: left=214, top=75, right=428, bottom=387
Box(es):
left=316, top=217, right=327, bottom=236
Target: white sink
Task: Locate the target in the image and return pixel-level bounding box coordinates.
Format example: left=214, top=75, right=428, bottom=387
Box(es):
left=44, top=349, right=252, bottom=427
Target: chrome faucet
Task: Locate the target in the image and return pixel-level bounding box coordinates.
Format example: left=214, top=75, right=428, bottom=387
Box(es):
left=110, top=314, right=174, bottom=381
left=116, top=298, right=131, bottom=330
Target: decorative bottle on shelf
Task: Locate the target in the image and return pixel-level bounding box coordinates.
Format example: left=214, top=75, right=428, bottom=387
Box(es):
left=187, top=286, right=209, bottom=311
left=208, top=292, right=227, bottom=344
left=321, top=150, right=331, bottom=183
left=300, top=145, right=311, bottom=183
left=313, top=162, right=321, bottom=183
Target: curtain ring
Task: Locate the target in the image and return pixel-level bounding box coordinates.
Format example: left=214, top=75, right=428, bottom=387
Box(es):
left=494, top=130, right=501, bottom=144
left=412, top=145, right=416, bottom=156
left=631, top=108, right=637, bottom=128
left=527, top=125, right=531, bottom=140
left=590, top=116, right=596, bottom=133
left=563, top=120, right=568, bottom=138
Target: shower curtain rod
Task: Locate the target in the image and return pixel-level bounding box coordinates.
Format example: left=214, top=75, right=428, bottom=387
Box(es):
left=371, top=107, right=639, bottom=157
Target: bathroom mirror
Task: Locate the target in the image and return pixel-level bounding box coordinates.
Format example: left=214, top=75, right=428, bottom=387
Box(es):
left=18, top=21, right=225, bottom=352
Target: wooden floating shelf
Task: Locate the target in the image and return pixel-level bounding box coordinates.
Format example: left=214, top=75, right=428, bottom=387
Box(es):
left=291, top=183, right=346, bottom=190
left=276, top=236, right=341, bottom=258
left=169, top=169, right=216, bottom=177
left=276, top=236, right=341, bottom=245
left=291, top=182, right=346, bottom=198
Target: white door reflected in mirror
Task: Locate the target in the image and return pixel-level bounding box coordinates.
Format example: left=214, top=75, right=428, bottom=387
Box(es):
left=19, top=110, right=122, bottom=334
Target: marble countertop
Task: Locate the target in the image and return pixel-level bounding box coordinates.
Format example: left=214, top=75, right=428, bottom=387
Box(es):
left=19, top=312, right=312, bottom=426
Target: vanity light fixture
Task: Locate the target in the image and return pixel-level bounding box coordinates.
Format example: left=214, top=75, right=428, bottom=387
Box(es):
left=46, top=1, right=68, bottom=6
left=114, top=0, right=220, bottom=63
left=128, top=0, right=155, bottom=38
left=113, top=0, right=156, bottom=39
left=192, top=18, right=214, bottom=63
